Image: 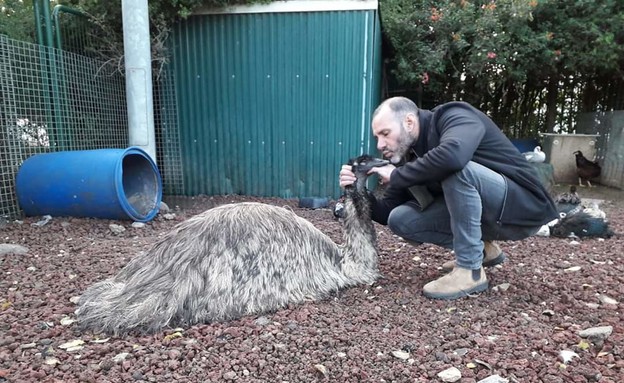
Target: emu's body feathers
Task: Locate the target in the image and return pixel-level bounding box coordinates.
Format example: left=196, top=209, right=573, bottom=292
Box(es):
left=77, top=155, right=384, bottom=335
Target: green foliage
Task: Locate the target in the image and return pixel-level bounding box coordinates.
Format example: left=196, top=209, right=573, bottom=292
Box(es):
left=381, top=0, right=624, bottom=135
left=58, top=0, right=273, bottom=74
left=0, top=0, right=37, bottom=42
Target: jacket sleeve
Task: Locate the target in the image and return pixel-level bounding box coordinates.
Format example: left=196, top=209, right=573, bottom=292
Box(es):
left=369, top=185, right=412, bottom=225
left=390, top=106, right=487, bottom=189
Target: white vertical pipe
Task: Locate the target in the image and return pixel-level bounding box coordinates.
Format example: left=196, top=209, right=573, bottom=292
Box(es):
left=122, top=0, right=156, bottom=161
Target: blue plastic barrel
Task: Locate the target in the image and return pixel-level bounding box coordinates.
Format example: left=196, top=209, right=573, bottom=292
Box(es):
left=16, top=147, right=162, bottom=222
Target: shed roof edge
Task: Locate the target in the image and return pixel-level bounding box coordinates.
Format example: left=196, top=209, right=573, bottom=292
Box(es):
left=194, top=0, right=378, bottom=15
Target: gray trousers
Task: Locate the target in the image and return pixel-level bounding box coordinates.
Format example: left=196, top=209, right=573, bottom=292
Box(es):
left=387, top=161, right=540, bottom=269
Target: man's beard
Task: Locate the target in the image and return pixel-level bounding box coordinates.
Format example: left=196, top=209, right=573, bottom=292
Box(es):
left=389, top=128, right=413, bottom=164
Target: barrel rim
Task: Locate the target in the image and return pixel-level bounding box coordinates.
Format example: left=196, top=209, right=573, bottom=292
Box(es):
left=115, top=146, right=163, bottom=222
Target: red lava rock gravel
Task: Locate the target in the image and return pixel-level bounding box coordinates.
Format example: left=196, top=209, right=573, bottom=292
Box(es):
left=1, top=187, right=623, bottom=383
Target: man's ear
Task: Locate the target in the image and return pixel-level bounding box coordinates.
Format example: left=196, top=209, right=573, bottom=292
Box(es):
left=404, top=113, right=417, bottom=132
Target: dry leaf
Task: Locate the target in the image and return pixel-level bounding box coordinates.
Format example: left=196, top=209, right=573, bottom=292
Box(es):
left=59, top=339, right=85, bottom=349
left=391, top=350, right=410, bottom=360
left=163, top=331, right=183, bottom=341
left=113, top=352, right=129, bottom=363
left=578, top=340, right=590, bottom=351
left=44, top=357, right=60, bottom=365
left=60, top=317, right=75, bottom=326
left=560, top=350, right=579, bottom=364
left=314, top=364, right=328, bottom=377
left=473, top=359, right=492, bottom=370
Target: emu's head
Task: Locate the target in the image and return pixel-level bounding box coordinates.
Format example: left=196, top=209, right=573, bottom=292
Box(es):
left=335, top=155, right=389, bottom=220
left=348, top=154, right=389, bottom=181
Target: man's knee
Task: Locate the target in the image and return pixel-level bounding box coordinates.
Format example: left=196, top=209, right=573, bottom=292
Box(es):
left=441, top=161, right=479, bottom=189
left=387, top=204, right=416, bottom=237
left=387, top=204, right=426, bottom=245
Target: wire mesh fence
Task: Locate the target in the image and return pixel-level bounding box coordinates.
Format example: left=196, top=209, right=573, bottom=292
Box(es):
left=1, top=33, right=185, bottom=221
left=0, top=34, right=127, bottom=220
left=154, top=70, right=185, bottom=196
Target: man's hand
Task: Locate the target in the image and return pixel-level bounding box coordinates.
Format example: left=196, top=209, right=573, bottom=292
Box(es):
left=367, top=163, right=395, bottom=184
left=339, top=163, right=396, bottom=188
left=339, top=165, right=356, bottom=188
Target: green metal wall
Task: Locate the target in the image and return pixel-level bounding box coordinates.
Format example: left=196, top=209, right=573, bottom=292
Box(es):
left=170, top=8, right=381, bottom=198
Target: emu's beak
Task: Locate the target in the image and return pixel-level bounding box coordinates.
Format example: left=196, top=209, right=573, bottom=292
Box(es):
left=370, top=158, right=390, bottom=168
left=353, top=157, right=390, bottom=173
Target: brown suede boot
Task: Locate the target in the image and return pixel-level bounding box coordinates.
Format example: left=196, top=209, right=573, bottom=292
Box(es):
left=441, top=241, right=506, bottom=272
left=423, top=267, right=488, bottom=300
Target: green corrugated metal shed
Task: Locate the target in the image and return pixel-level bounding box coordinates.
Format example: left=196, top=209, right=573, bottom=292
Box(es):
left=168, top=0, right=382, bottom=198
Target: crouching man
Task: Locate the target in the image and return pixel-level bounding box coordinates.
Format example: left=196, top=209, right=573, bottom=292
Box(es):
left=339, top=97, right=558, bottom=300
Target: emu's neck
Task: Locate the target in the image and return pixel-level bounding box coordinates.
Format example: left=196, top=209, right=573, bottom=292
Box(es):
left=340, top=178, right=378, bottom=280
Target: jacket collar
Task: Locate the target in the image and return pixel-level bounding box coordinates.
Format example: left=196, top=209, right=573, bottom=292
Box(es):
left=411, top=108, right=432, bottom=157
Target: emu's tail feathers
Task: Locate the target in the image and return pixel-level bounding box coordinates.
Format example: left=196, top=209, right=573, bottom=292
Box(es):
left=76, top=279, right=178, bottom=335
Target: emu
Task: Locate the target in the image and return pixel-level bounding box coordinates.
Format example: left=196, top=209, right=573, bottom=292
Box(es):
left=76, top=155, right=388, bottom=335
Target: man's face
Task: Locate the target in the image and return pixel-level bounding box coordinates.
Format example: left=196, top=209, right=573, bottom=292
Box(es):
left=372, top=109, right=418, bottom=164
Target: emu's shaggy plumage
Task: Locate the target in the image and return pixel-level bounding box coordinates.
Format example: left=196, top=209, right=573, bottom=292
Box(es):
left=76, top=156, right=386, bottom=335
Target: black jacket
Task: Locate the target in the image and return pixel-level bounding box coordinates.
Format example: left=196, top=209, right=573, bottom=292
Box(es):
left=371, top=101, right=558, bottom=227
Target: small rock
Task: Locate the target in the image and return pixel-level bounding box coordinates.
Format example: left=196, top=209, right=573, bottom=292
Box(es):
left=131, top=370, right=145, bottom=380
left=435, top=351, right=450, bottom=362
left=168, top=349, right=182, bottom=360
left=99, top=359, right=115, bottom=371
left=20, top=343, right=37, bottom=349
left=597, top=295, right=618, bottom=305
left=437, top=366, right=461, bottom=382
left=163, top=213, right=176, bottom=220
left=109, top=224, right=126, bottom=234
left=223, top=371, right=237, bottom=380
left=564, top=266, right=581, bottom=272
left=578, top=326, right=613, bottom=340
left=112, top=352, right=129, bottom=363
left=159, top=202, right=171, bottom=213
left=492, top=283, right=510, bottom=292
left=254, top=316, right=271, bottom=326
left=0, top=244, right=29, bottom=255
left=131, top=222, right=146, bottom=228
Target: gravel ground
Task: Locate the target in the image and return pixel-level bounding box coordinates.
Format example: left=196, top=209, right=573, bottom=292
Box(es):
left=1, top=185, right=623, bottom=383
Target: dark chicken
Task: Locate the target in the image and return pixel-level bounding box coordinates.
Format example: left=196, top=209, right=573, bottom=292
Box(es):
left=573, top=150, right=601, bottom=187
